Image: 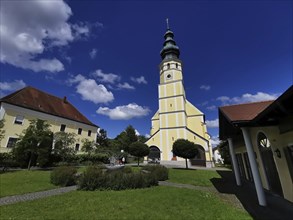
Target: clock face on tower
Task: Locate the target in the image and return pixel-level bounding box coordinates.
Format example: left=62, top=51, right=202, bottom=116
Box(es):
left=166, top=73, right=173, bottom=80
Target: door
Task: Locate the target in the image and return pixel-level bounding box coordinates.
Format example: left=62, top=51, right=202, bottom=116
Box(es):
left=258, top=133, right=283, bottom=196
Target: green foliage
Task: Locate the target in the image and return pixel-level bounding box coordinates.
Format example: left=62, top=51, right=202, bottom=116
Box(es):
left=113, top=125, right=138, bottom=152
left=218, top=141, right=231, bottom=165
left=142, top=165, right=169, bottom=181
left=50, top=166, right=77, bottom=187
left=53, top=131, right=76, bottom=162
left=172, top=139, right=199, bottom=169
left=78, top=166, right=158, bottom=191
left=0, top=153, right=18, bottom=170
left=76, top=153, right=109, bottom=165
left=137, top=135, right=149, bottom=143
left=12, top=119, right=53, bottom=169
left=81, top=139, right=96, bottom=155
left=129, top=142, right=150, bottom=166
left=0, top=119, right=5, bottom=142
left=96, top=128, right=109, bottom=147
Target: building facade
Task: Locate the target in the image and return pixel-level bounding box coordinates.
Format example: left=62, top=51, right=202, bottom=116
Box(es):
left=0, top=86, right=98, bottom=153
left=219, top=85, right=293, bottom=204
left=145, top=27, right=213, bottom=167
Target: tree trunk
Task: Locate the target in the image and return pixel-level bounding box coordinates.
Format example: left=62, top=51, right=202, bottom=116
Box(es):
left=185, top=158, right=188, bottom=169
left=27, top=152, right=32, bottom=170
left=138, top=157, right=140, bottom=167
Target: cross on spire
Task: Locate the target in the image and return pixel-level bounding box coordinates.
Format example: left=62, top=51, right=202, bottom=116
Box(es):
left=166, top=18, right=170, bottom=30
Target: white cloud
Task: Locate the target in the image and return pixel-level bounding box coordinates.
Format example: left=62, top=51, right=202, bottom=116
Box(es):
left=131, top=76, right=147, bottom=84
left=210, top=136, right=220, bottom=147
left=207, top=105, right=217, bottom=111
left=206, top=119, right=219, bottom=128
left=96, top=103, right=150, bottom=120
left=217, top=92, right=278, bottom=105
left=0, top=80, right=26, bottom=91
left=0, top=0, right=95, bottom=73
left=200, top=85, right=211, bottom=91
left=68, top=74, right=114, bottom=104
left=145, top=134, right=150, bottom=138
left=92, top=69, right=121, bottom=84
left=89, top=48, right=97, bottom=59
left=117, top=82, right=135, bottom=90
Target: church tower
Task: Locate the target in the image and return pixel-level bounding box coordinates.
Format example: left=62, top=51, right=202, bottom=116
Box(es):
left=146, top=22, right=214, bottom=167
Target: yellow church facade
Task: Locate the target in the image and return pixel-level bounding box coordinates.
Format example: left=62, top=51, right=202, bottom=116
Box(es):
left=146, top=27, right=214, bottom=167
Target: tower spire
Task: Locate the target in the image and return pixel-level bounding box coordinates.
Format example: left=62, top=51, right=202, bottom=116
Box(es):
left=160, top=20, right=180, bottom=61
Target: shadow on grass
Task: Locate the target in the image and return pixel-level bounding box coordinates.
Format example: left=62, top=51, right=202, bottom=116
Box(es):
left=172, top=168, right=198, bottom=171
left=211, top=170, right=293, bottom=220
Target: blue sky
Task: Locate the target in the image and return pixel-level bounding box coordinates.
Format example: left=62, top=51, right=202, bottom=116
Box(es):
left=0, top=0, right=292, bottom=145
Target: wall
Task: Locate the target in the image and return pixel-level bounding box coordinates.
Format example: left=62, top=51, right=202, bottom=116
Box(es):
left=0, top=103, right=97, bottom=153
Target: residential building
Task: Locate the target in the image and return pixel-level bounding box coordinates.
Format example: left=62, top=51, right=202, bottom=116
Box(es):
left=145, top=26, right=214, bottom=167
left=219, top=85, right=293, bottom=205
left=0, top=86, right=98, bottom=153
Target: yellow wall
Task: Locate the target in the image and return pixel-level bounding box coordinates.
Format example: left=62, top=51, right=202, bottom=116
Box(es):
left=146, top=59, right=213, bottom=167
left=0, top=103, right=97, bottom=153
left=233, top=125, right=293, bottom=203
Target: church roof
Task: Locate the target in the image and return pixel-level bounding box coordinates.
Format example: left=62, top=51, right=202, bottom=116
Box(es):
left=0, top=86, right=98, bottom=127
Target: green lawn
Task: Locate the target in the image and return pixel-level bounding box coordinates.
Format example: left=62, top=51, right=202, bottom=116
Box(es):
left=0, top=170, right=58, bottom=197
left=168, top=168, right=221, bottom=186
left=0, top=186, right=251, bottom=220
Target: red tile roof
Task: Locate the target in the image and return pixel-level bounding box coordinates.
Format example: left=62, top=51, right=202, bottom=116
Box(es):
left=0, top=86, right=98, bottom=127
left=219, top=100, right=274, bottom=122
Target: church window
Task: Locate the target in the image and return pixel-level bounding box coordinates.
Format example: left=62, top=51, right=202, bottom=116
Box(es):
left=167, top=74, right=172, bottom=79
left=7, top=137, right=18, bottom=148
left=14, top=115, right=24, bottom=125
left=176, top=63, right=178, bottom=69
left=167, top=63, right=170, bottom=69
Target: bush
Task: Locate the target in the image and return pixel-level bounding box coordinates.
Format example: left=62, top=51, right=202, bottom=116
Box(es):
left=0, top=153, right=19, bottom=170
left=50, top=166, right=77, bottom=186
left=78, top=166, right=158, bottom=191
left=76, top=154, right=109, bottom=165
left=142, top=165, right=169, bottom=181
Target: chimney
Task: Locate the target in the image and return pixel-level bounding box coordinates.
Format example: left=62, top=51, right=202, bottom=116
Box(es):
left=63, top=96, right=68, bottom=103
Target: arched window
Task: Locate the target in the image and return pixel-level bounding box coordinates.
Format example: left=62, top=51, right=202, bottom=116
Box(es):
left=167, top=63, right=170, bottom=69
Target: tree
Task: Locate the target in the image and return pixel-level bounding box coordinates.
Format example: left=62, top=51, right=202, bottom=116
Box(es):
left=218, top=141, right=231, bottom=165
left=0, top=119, right=5, bottom=142
left=81, top=139, right=96, bottom=155
left=125, top=125, right=138, bottom=143
left=129, top=142, right=150, bottom=167
left=172, top=139, right=199, bottom=169
left=96, top=128, right=109, bottom=147
left=12, top=119, right=53, bottom=169
left=138, top=135, right=149, bottom=143
left=53, top=132, right=76, bottom=162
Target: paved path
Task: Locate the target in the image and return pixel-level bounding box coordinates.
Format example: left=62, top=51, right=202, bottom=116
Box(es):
left=0, top=186, right=77, bottom=206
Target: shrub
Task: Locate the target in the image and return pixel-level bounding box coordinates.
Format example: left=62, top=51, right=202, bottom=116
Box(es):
left=78, top=166, right=105, bottom=190
left=0, top=153, right=19, bottom=170
left=142, top=165, right=169, bottom=181
left=50, top=166, right=77, bottom=186
left=78, top=166, right=158, bottom=191
left=76, top=153, right=109, bottom=165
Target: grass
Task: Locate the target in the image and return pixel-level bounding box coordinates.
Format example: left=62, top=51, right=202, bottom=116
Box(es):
left=0, top=186, right=251, bottom=220
left=168, top=168, right=221, bottom=186
left=0, top=170, right=58, bottom=197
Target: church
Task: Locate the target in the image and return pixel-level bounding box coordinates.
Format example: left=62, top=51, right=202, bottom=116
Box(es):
left=145, top=24, right=214, bottom=168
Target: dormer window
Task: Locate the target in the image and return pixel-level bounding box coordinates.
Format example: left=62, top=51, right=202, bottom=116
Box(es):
left=14, top=115, right=24, bottom=125
left=60, top=124, right=66, bottom=132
